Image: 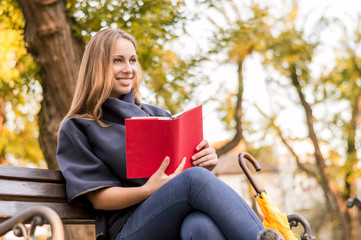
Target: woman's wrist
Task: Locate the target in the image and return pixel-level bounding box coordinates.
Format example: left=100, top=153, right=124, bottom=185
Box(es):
left=140, top=183, right=153, bottom=198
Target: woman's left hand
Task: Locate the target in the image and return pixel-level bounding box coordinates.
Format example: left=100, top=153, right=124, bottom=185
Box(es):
left=192, top=139, right=218, bottom=171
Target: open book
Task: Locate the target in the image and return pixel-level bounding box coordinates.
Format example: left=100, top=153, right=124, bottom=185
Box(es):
left=125, top=105, right=203, bottom=178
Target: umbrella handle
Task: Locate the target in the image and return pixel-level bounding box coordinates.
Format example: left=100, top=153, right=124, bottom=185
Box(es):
left=238, top=152, right=263, bottom=194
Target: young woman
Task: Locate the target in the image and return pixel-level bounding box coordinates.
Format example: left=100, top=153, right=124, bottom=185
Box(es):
left=57, top=28, right=264, bottom=240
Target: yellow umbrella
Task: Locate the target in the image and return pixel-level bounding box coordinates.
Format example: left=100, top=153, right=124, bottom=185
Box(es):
left=256, top=192, right=298, bottom=240
left=238, top=152, right=299, bottom=240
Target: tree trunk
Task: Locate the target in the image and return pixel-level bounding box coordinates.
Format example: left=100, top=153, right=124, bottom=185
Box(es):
left=216, top=59, right=245, bottom=157
left=15, top=0, right=93, bottom=238
left=0, top=98, right=5, bottom=133
left=0, top=98, right=8, bottom=165
left=64, top=225, right=95, bottom=240
left=16, top=0, right=84, bottom=170
left=344, top=96, right=361, bottom=240
left=289, top=65, right=354, bottom=240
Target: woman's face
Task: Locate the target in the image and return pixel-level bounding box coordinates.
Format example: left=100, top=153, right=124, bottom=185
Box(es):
left=109, top=38, right=138, bottom=98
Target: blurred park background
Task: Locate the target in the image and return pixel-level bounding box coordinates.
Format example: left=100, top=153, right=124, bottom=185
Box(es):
left=1, top=0, right=361, bottom=239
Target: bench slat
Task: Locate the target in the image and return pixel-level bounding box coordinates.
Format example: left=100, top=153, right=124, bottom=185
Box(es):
left=0, top=165, right=63, bottom=183
left=0, top=165, right=96, bottom=226
left=0, top=179, right=66, bottom=201
left=0, top=201, right=95, bottom=224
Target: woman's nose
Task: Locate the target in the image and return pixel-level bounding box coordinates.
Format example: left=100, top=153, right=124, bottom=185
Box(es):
left=122, top=62, right=132, bottom=73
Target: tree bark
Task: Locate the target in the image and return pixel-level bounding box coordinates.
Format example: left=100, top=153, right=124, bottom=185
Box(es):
left=0, top=98, right=5, bottom=133
left=289, top=64, right=354, bottom=240
left=16, top=0, right=84, bottom=170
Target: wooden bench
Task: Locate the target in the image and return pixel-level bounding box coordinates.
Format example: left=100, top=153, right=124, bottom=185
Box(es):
left=0, top=164, right=317, bottom=240
left=0, top=164, right=95, bottom=239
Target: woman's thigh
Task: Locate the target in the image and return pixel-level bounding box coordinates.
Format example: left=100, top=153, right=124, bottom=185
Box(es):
left=115, top=172, right=195, bottom=240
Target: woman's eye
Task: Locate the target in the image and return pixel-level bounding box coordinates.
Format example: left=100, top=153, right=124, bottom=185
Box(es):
left=114, top=58, right=122, bottom=63
left=130, top=58, right=137, bottom=63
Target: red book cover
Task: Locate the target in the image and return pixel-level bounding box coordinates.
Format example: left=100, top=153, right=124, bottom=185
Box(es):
left=125, top=105, right=203, bottom=178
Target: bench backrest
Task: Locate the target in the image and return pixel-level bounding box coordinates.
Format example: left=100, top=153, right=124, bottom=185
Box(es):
left=0, top=164, right=95, bottom=224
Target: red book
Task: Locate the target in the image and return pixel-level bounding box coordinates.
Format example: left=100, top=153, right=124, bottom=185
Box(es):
left=125, top=105, right=203, bottom=178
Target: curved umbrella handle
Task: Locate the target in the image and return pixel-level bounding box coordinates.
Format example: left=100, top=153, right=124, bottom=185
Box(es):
left=238, top=152, right=263, bottom=194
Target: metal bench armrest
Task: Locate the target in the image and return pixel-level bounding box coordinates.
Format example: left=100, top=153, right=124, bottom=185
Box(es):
left=0, top=206, right=64, bottom=240
left=287, top=213, right=316, bottom=240
left=347, top=197, right=361, bottom=210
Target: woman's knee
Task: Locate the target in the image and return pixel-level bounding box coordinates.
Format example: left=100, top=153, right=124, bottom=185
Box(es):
left=180, top=166, right=214, bottom=182
left=169, top=167, right=220, bottom=200
left=180, top=211, right=226, bottom=240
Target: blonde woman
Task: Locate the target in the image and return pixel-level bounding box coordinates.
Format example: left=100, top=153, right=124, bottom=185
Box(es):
left=57, top=28, right=264, bottom=240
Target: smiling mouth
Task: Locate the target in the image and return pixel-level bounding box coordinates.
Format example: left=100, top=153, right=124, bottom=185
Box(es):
left=116, top=78, right=134, bottom=83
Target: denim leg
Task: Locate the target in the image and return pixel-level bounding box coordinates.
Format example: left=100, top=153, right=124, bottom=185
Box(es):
left=180, top=211, right=226, bottom=240
left=179, top=167, right=264, bottom=240
left=116, top=167, right=264, bottom=240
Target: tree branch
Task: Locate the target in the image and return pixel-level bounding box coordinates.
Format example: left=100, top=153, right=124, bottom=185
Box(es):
left=289, top=64, right=351, bottom=238
left=254, top=104, right=317, bottom=178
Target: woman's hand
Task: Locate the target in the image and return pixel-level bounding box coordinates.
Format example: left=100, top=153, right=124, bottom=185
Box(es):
left=192, top=139, right=218, bottom=171
left=87, top=157, right=185, bottom=210
left=143, top=156, right=186, bottom=196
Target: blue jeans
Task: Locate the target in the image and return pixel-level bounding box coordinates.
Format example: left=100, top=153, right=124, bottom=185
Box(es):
left=116, top=167, right=264, bottom=240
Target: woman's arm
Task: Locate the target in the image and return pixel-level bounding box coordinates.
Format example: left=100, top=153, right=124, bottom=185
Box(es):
left=87, top=156, right=186, bottom=210
left=87, top=185, right=151, bottom=210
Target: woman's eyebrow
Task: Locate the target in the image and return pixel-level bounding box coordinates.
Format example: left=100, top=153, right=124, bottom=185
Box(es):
left=113, top=55, right=137, bottom=58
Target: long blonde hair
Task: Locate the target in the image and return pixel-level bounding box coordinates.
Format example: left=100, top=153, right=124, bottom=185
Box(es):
left=60, top=28, right=142, bottom=128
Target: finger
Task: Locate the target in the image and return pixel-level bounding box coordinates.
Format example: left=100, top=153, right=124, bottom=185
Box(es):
left=198, top=156, right=218, bottom=167
left=173, top=157, right=186, bottom=175
left=199, top=159, right=218, bottom=171
left=193, top=152, right=217, bottom=166
left=192, top=147, right=215, bottom=162
left=196, top=139, right=209, bottom=151
left=157, top=156, right=170, bottom=173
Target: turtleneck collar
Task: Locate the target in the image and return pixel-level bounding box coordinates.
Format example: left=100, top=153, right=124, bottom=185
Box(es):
left=102, top=90, right=148, bottom=124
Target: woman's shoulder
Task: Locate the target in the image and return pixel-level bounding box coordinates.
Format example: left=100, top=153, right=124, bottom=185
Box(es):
left=141, top=104, right=172, bottom=117
left=60, top=117, right=97, bottom=134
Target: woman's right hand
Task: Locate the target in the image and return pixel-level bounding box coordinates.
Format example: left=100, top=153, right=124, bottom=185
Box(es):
left=143, top=156, right=186, bottom=196
left=87, top=157, right=186, bottom=210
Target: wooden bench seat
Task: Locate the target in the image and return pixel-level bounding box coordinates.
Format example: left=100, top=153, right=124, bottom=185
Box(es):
left=0, top=164, right=95, bottom=239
